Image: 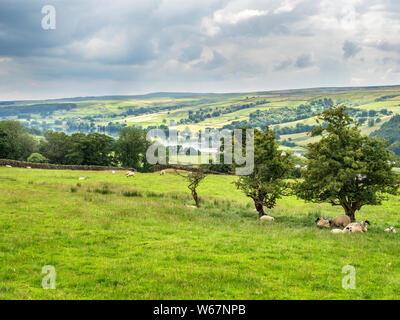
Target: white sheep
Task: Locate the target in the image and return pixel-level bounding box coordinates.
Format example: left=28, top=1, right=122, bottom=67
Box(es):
left=160, top=170, right=166, bottom=175
left=343, top=221, right=370, bottom=233
left=112, top=170, right=116, bottom=174
left=126, top=171, right=135, bottom=178
left=315, top=217, right=331, bottom=228
left=331, top=229, right=344, bottom=234
left=385, top=227, right=397, bottom=233
left=260, top=215, right=275, bottom=221
left=79, top=177, right=87, bottom=181
left=5, top=165, right=12, bottom=168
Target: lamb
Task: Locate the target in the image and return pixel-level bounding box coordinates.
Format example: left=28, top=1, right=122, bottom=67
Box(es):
left=126, top=171, right=135, bottom=178
left=329, top=215, right=351, bottom=228
left=160, top=170, right=166, bottom=176
left=385, top=227, right=397, bottom=233
left=315, top=217, right=331, bottom=228
left=260, top=215, right=275, bottom=221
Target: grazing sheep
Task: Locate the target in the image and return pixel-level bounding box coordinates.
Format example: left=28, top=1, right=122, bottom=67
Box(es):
left=343, top=221, right=371, bottom=233
left=315, top=217, right=331, bottom=228
left=26, top=166, right=31, bottom=169
left=329, top=215, right=351, bottom=228
left=160, top=170, right=166, bottom=176
left=331, top=228, right=344, bottom=234
left=5, top=165, right=12, bottom=168
left=126, top=171, right=135, bottom=178
left=260, top=215, right=275, bottom=221
left=79, top=177, right=87, bottom=181
left=385, top=227, right=397, bottom=233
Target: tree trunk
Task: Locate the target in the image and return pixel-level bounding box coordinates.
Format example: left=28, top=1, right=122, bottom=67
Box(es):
left=343, top=205, right=356, bottom=222
left=254, top=199, right=265, bottom=218
left=192, top=190, right=200, bottom=208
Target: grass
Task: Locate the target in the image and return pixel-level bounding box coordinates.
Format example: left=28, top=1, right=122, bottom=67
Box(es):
left=1, top=167, right=400, bottom=300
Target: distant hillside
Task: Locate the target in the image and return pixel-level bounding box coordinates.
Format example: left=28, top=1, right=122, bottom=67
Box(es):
left=371, top=115, right=400, bottom=155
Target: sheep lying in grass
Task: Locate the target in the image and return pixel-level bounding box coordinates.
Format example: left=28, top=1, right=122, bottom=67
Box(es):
left=126, top=171, right=135, bottom=178
left=329, top=215, right=351, bottom=228
left=385, top=227, right=397, bottom=233
left=315, top=217, right=331, bottom=228
left=331, top=229, right=344, bottom=234
left=112, top=170, right=116, bottom=174
left=260, top=215, right=275, bottom=221
left=343, top=221, right=371, bottom=233
left=79, top=177, right=87, bottom=181
left=5, top=165, right=12, bottom=168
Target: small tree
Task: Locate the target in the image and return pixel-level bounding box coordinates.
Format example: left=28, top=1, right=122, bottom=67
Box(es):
left=176, top=169, right=206, bottom=208
left=27, top=153, right=48, bottom=163
left=297, top=105, right=398, bottom=222
left=235, top=127, right=294, bottom=218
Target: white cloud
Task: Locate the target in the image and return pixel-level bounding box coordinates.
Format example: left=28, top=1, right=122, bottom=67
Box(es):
left=201, top=7, right=269, bottom=36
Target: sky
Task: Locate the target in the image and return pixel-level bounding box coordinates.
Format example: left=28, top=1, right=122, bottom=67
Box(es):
left=1, top=0, right=400, bottom=100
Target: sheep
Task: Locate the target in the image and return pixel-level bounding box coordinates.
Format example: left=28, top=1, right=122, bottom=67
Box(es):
left=315, top=217, right=331, bottom=228
left=160, top=170, right=166, bottom=176
left=260, top=215, right=275, bottom=221
left=26, top=166, right=31, bottom=169
left=5, top=165, right=12, bottom=168
left=385, top=227, right=397, bottom=233
left=112, top=170, right=116, bottom=174
left=79, top=177, right=87, bottom=181
left=331, top=228, right=344, bottom=234
left=343, top=221, right=371, bottom=233
left=329, top=215, right=351, bottom=228
left=126, top=171, right=135, bottom=178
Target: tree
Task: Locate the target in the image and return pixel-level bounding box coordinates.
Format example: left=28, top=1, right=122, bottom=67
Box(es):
left=40, top=131, right=115, bottom=166
left=115, top=126, right=151, bottom=171
left=0, top=120, right=37, bottom=161
left=235, top=127, right=294, bottom=218
left=176, top=169, right=206, bottom=208
left=297, top=105, right=398, bottom=222
left=27, top=153, right=48, bottom=163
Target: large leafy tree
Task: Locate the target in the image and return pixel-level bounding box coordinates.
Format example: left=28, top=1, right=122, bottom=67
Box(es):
left=0, top=120, right=37, bottom=161
left=297, top=105, right=398, bottom=222
left=235, top=127, right=294, bottom=218
left=115, top=126, right=151, bottom=171
left=40, top=131, right=115, bottom=166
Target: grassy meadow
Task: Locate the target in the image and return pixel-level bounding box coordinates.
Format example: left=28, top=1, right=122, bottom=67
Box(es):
left=1, top=167, right=400, bottom=299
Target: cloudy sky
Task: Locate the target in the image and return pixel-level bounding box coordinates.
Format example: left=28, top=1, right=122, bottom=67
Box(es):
left=1, top=0, right=400, bottom=100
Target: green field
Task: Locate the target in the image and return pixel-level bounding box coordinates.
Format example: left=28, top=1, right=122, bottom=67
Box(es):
left=1, top=167, right=400, bottom=299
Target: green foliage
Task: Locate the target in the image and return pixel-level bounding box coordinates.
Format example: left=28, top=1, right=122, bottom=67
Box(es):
left=27, top=153, right=48, bottom=163
left=297, top=105, right=399, bottom=221
left=371, top=115, right=400, bottom=155
left=115, top=126, right=152, bottom=171
left=235, top=127, right=294, bottom=217
left=0, top=120, right=37, bottom=161
left=40, top=131, right=115, bottom=166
